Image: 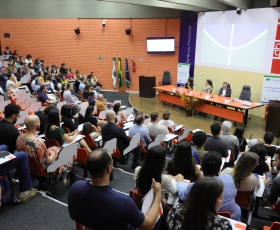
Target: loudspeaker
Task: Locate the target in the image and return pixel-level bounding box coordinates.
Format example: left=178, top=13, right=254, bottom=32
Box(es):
left=74, top=28, right=80, bottom=35
left=125, top=28, right=131, bottom=35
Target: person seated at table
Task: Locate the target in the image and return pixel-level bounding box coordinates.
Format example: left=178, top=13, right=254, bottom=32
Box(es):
left=68, top=148, right=161, bottom=230
left=175, top=151, right=241, bottom=220
left=220, top=152, right=263, bottom=191
left=81, top=122, right=100, bottom=140
left=167, top=177, right=233, bottom=230
left=35, top=104, right=57, bottom=135
left=72, top=104, right=85, bottom=125
left=147, top=112, right=169, bottom=138
left=60, top=63, right=67, bottom=75
left=38, top=85, right=55, bottom=104
left=45, top=109, right=91, bottom=153
left=34, top=78, right=42, bottom=94
left=101, top=110, right=141, bottom=168
left=250, top=143, right=271, bottom=175
left=61, top=74, right=68, bottom=85
left=0, top=148, right=38, bottom=204
left=129, top=115, right=152, bottom=150
left=88, top=72, right=102, bottom=88
left=87, top=92, right=96, bottom=106
left=158, top=111, right=176, bottom=131
left=25, top=54, right=33, bottom=65
left=37, top=71, right=45, bottom=83
left=63, top=84, right=77, bottom=104
left=113, top=103, right=127, bottom=122
left=220, top=121, right=239, bottom=159
left=192, top=130, right=207, bottom=164
left=264, top=148, right=280, bottom=206
left=263, top=132, right=276, bottom=158
left=233, top=126, right=247, bottom=153
left=82, top=84, right=91, bottom=100
left=4, top=46, right=12, bottom=55
left=184, top=77, right=194, bottom=90
left=96, top=94, right=113, bottom=111
left=61, top=104, right=79, bottom=132
left=204, top=123, right=229, bottom=158
left=0, top=104, right=21, bottom=153
left=84, top=106, right=107, bottom=128
left=167, top=141, right=202, bottom=182
left=16, top=115, right=75, bottom=185
left=202, top=79, right=213, bottom=93
left=46, top=75, right=55, bottom=94
left=218, top=82, right=231, bottom=97
left=79, top=78, right=87, bottom=91
left=134, top=146, right=177, bottom=199
left=66, top=69, right=74, bottom=80
left=6, top=73, right=23, bottom=94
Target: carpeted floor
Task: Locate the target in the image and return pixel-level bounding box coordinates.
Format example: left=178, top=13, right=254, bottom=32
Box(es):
left=0, top=91, right=277, bottom=230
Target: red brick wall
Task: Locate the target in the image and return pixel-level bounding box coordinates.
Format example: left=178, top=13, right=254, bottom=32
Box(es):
left=0, top=18, right=180, bottom=91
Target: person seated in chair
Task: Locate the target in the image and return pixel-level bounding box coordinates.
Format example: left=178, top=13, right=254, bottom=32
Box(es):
left=0, top=104, right=21, bottom=153
left=184, top=77, right=194, bottom=90
left=38, top=85, right=55, bottom=104
left=63, top=84, right=78, bottom=104
left=0, top=147, right=38, bottom=204
left=147, top=112, right=169, bottom=138
left=220, top=121, right=239, bottom=159
left=158, top=111, right=176, bottom=131
left=129, top=115, right=152, bottom=150
left=3, top=46, right=12, bottom=55
left=68, top=148, right=161, bottom=230
left=175, top=151, right=241, bottom=221
left=87, top=92, right=96, bottom=106
left=202, top=79, right=213, bottom=93
left=79, top=78, right=87, bottom=91
left=218, top=82, right=231, bottom=97
left=95, top=94, right=113, bottom=111
left=191, top=131, right=207, bottom=165
left=101, top=110, right=141, bottom=168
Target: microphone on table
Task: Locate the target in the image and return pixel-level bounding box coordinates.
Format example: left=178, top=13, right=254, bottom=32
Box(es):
left=211, top=90, right=219, bottom=98
left=232, top=95, right=240, bottom=101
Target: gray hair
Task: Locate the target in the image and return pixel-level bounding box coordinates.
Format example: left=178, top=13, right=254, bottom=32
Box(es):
left=95, top=86, right=101, bottom=93
left=72, top=104, right=80, bottom=114
left=222, top=120, right=232, bottom=132
left=97, top=94, right=103, bottom=98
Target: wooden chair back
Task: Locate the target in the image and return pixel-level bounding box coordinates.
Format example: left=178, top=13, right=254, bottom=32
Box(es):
left=45, top=137, right=61, bottom=148
left=28, top=157, right=48, bottom=178
left=76, top=148, right=89, bottom=166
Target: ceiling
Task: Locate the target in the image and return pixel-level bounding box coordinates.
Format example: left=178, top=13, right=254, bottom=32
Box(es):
left=97, top=0, right=271, bottom=12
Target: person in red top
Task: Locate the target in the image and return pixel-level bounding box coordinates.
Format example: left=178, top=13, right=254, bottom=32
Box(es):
left=66, top=70, right=74, bottom=80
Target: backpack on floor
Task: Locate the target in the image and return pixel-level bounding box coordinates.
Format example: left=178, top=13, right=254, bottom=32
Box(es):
left=0, top=174, right=19, bottom=206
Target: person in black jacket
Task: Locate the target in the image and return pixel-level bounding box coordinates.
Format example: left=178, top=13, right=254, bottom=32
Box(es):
left=35, top=104, right=57, bottom=135
left=60, top=63, right=67, bottom=75
left=61, top=104, right=79, bottom=132
left=101, top=110, right=141, bottom=168
left=218, top=82, right=231, bottom=97
left=251, top=143, right=270, bottom=175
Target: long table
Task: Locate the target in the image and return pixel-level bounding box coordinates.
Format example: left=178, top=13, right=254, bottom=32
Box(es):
left=154, top=85, right=264, bottom=125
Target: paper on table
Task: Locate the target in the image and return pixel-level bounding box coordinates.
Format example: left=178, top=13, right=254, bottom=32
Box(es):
left=174, top=125, right=184, bottom=131
left=127, top=114, right=135, bottom=122
left=218, top=215, right=246, bottom=230
left=164, top=134, right=178, bottom=142
left=123, top=122, right=134, bottom=130
left=0, top=153, right=16, bottom=165
left=94, top=135, right=102, bottom=142
left=18, top=125, right=26, bottom=131
left=141, top=188, right=163, bottom=221
left=78, top=124, right=84, bottom=131
left=62, top=134, right=85, bottom=147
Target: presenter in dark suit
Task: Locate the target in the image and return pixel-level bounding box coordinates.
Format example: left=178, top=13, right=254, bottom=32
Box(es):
left=218, top=82, right=231, bottom=97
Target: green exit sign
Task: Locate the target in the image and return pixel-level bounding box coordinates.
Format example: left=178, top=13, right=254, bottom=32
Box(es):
left=98, top=56, right=104, bottom=60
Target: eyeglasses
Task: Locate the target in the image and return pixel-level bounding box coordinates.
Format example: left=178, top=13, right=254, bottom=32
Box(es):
left=16, top=114, right=21, bottom=118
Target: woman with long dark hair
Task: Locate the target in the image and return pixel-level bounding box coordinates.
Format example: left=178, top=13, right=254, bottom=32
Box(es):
left=167, top=177, right=232, bottom=230
left=233, top=126, right=247, bottom=152
left=202, top=79, right=213, bottom=93
left=167, top=141, right=202, bottom=182
left=83, top=84, right=91, bottom=100
left=113, top=103, right=127, bottom=122
left=84, top=106, right=106, bottom=128
left=61, top=104, right=79, bottom=132
left=184, top=77, right=194, bottom=90
left=250, top=143, right=271, bottom=175
left=134, top=146, right=177, bottom=196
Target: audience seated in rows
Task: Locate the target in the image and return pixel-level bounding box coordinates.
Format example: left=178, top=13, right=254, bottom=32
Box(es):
left=129, top=115, right=152, bottom=149
left=101, top=110, right=140, bottom=168
left=204, top=123, right=229, bottom=158
left=0, top=104, right=21, bottom=152
left=167, top=177, right=232, bottom=230
left=134, top=146, right=177, bottom=200
left=68, top=148, right=161, bottom=230
left=167, top=141, right=202, bottom=182
left=147, top=112, right=168, bottom=137
left=191, top=130, right=207, bottom=164
left=174, top=151, right=241, bottom=221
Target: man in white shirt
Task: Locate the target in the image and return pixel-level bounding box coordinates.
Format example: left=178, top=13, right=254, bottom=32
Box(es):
left=158, top=111, right=176, bottom=131
left=6, top=73, right=21, bottom=93
left=63, top=84, right=77, bottom=104
left=147, top=112, right=169, bottom=137
left=25, top=54, right=33, bottom=65
left=31, top=75, right=38, bottom=91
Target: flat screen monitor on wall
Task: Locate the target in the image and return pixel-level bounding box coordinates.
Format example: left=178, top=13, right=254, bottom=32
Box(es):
left=147, top=37, right=175, bottom=53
